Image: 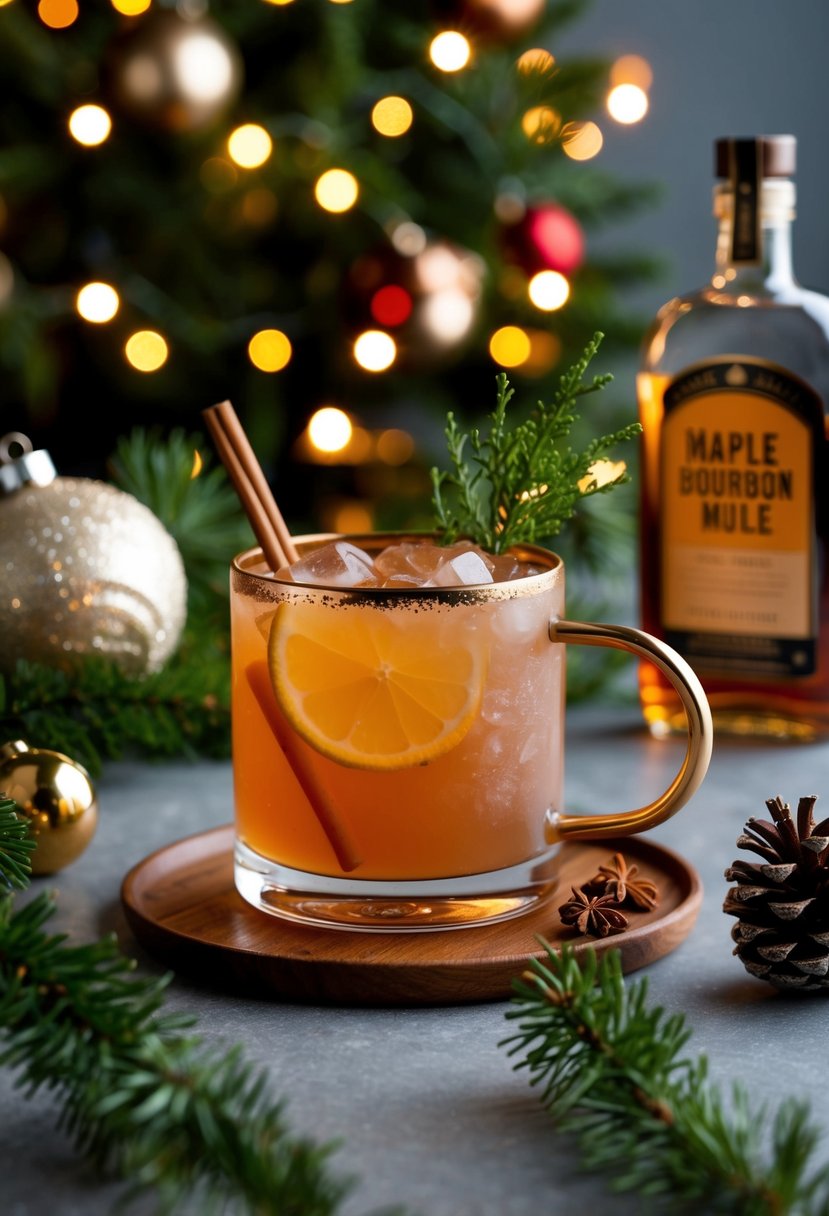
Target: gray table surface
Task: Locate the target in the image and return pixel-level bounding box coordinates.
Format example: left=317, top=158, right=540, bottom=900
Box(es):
left=4, top=704, right=829, bottom=1216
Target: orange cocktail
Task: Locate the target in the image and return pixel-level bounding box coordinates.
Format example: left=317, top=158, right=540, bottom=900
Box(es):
left=230, top=534, right=564, bottom=929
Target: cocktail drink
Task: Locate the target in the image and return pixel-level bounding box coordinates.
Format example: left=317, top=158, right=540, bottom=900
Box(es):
left=231, top=533, right=712, bottom=931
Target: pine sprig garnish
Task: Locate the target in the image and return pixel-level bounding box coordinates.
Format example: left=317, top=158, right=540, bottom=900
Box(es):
left=0, top=799, right=35, bottom=894
left=0, top=886, right=357, bottom=1215
left=503, top=943, right=829, bottom=1214
left=430, top=333, right=641, bottom=554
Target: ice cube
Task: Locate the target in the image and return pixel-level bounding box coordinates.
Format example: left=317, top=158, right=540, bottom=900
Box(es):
left=425, top=548, right=495, bottom=587
left=375, top=541, right=445, bottom=585
left=283, top=540, right=378, bottom=588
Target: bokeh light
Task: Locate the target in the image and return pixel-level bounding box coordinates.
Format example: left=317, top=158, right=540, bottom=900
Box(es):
left=240, top=187, right=278, bottom=226
left=314, top=168, right=359, bottom=213
left=607, top=83, right=649, bottom=124
left=371, top=96, right=414, bottom=137
left=429, top=31, right=471, bottom=73
left=516, top=47, right=555, bottom=73
left=376, top=428, right=415, bottom=465
left=578, top=459, right=627, bottom=493
left=38, top=0, right=78, bottom=28
left=247, top=328, right=292, bottom=372
left=190, top=449, right=203, bottom=479
left=125, top=330, right=169, bottom=372
left=76, top=282, right=120, bottom=323
left=489, top=326, right=531, bottom=368
left=199, top=157, right=238, bottom=193
left=332, top=502, right=373, bottom=533
left=353, top=329, right=397, bottom=372
left=227, top=124, right=273, bottom=169
left=528, top=270, right=570, bottom=311
left=610, top=54, right=653, bottom=91
left=68, top=105, right=112, bottom=147
left=110, top=0, right=151, bottom=13
left=561, top=121, right=603, bottom=161
left=390, top=221, right=427, bottom=256
left=521, top=106, right=560, bottom=145
left=370, top=285, right=412, bottom=327
left=308, top=407, right=353, bottom=454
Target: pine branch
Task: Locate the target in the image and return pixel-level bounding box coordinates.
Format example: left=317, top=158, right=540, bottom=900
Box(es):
left=0, top=889, right=360, bottom=1214
left=0, top=800, right=35, bottom=894
left=503, top=944, right=829, bottom=1214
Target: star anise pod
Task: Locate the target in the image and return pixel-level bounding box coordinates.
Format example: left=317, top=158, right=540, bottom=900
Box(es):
left=587, top=852, right=659, bottom=912
left=558, top=886, right=629, bottom=938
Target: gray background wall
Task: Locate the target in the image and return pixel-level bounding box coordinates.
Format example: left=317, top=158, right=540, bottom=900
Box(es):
left=557, top=0, right=829, bottom=319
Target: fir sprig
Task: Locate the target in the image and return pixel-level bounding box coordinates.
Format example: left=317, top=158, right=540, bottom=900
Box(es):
left=430, top=333, right=641, bottom=554
left=0, top=885, right=361, bottom=1214
left=0, top=799, right=35, bottom=894
left=503, top=943, right=829, bottom=1214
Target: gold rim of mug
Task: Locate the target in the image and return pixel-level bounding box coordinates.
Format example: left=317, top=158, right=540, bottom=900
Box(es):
left=231, top=532, right=563, bottom=604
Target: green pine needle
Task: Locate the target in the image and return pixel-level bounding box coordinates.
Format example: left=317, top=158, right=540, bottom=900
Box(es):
left=0, top=884, right=364, bottom=1214
left=503, top=943, right=829, bottom=1214
left=0, top=799, right=35, bottom=894
left=430, top=333, right=641, bottom=555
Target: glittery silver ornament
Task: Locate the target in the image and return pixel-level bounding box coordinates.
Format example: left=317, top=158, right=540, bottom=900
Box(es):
left=0, top=739, right=97, bottom=875
left=0, top=434, right=187, bottom=677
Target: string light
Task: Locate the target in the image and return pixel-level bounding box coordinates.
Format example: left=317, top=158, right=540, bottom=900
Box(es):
left=370, top=285, right=412, bottom=327
left=429, top=31, right=471, bottom=73
left=353, top=330, right=396, bottom=372
left=489, top=326, right=531, bottom=368
left=38, top=0, right=78, bottom=28
left=75, top=282, right=120, bottom=323
left=376, top=428, right=414, bottom=465
left=528, top=270, right=570, bottom=311
left=125, top=330, right=169, bottom=372
left=68, top=105, right=112, bottom=147
left=247, top=328, right=292, bottom=372
left=314, top=168, right=359, bottom=213
left=516, top=48, right=554, bottom=73
left=521, top=106, right=560, bottom=145
left=371, top=96, right=414, bottom=137
left=561, top=121, right=603, bottom=161
left=110, top=0, right=151, bottom=13
left=610, top=54, right=653, bottom=91
left=607, top=83, right=648, bottom=124
left=227, top=124, right=273, bottom=169
left=308, top=407, right=353, bottom=454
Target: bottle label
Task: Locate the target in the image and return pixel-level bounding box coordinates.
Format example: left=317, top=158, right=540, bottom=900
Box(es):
left=660, top=358, right=819, bottom=677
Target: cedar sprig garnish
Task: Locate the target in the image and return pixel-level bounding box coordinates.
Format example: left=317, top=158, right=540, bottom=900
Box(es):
left=586, top=851, right=660, bottom=911
left=430, top=332, right=642, bottom=554
left=0, top=799, right=35, bottom=894
left=558, top=886, right=629, bottom=937
left=503, top=943, right=829, bottom=1214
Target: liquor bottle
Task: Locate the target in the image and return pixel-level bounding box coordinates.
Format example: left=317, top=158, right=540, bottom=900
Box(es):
left=638, top=135, right=829, bottom=740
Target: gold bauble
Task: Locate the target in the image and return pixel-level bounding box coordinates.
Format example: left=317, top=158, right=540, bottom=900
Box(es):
left=105, top=10, right=243, bottom=133
left=1, top=740, right=98, bottom=875
left=0, top=472, right=187, bottom=678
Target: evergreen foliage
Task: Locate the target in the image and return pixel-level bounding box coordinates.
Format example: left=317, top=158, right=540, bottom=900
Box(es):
left=0, top=0, right=660, bottom=517
left=431, top=331, right=640, bottom=553
left=504, top=943, right=829, bottom=1214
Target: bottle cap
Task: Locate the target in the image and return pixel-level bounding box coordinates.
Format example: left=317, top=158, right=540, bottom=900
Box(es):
left=715, top=135, right=796, bottom=179
left=0, top=432, right=57, bottom=495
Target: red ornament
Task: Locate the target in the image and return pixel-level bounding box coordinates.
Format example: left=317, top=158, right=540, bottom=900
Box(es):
left=502, top=203, right=585, bottom=277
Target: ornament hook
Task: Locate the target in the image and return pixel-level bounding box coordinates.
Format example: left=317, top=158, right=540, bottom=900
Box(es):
left=0, top=432, right=33, bottom=464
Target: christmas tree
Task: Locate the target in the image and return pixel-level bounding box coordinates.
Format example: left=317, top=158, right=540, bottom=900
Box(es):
left=0, top=0, right=658, bottom=532
left=0, top=0, right=659, bottom=759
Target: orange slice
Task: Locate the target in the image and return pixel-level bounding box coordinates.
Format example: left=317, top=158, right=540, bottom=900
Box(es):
left=267, top=601, right=486, bottom=771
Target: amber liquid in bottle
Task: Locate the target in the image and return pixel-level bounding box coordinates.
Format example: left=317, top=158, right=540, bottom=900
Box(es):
left=638, top=136, right=829, bottom=740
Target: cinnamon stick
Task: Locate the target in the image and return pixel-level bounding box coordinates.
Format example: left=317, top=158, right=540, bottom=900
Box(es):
left=203, top=400, right=298, bottom=569
left=246, top=661, right=361, bottom=873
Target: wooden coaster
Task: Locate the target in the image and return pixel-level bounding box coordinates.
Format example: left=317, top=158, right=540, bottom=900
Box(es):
left=121, top=826, right=702, bottom=1006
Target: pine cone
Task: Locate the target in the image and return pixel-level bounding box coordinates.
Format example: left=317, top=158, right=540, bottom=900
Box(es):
left=724, top=795, right=829, bottom=990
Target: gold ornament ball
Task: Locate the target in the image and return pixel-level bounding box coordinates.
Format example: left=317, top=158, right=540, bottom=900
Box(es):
left=0, top=477, right=187, bottom=678
left=1, top=740, right=98, bottom=875
left=106, top=10, right=243, bottom=133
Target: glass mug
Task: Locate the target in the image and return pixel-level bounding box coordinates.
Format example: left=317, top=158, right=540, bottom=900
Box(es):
left=231, top=534, right=713, bottom=932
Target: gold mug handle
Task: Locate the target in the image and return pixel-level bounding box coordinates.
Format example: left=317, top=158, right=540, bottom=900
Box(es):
left=546, top=619, right=713, bottom=844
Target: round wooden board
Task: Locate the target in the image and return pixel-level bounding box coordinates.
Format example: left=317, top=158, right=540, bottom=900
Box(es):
left=121, top=826, right=702, bottom=1006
